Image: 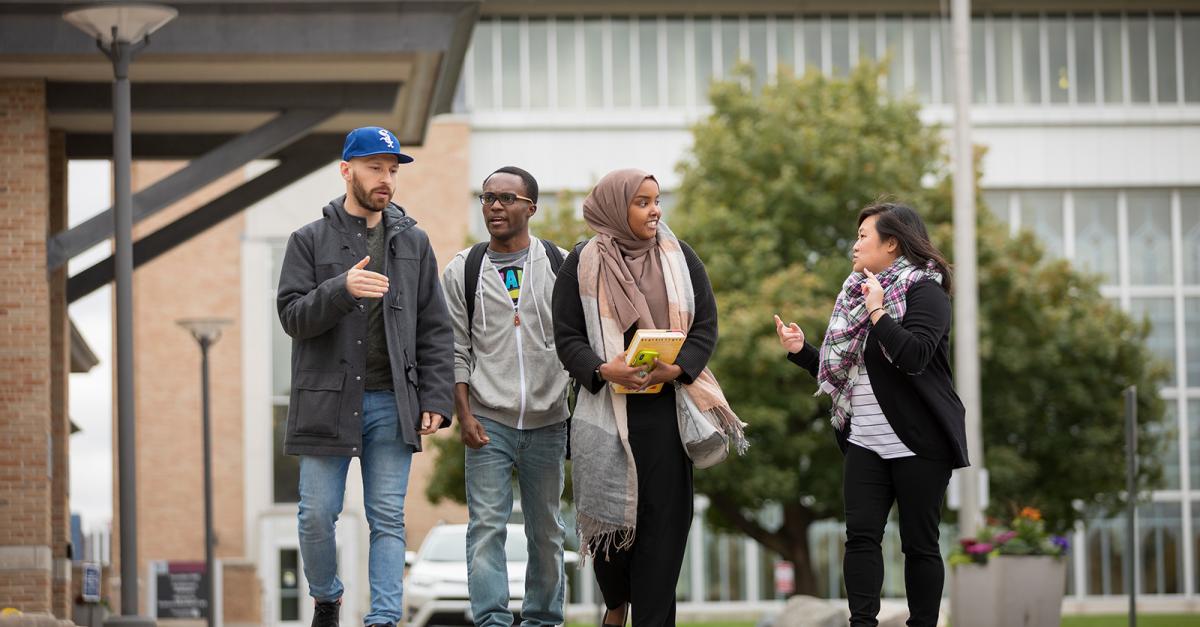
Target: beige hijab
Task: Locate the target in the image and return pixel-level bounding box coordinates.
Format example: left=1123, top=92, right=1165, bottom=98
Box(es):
left=581, top=168, right=669, bottom=331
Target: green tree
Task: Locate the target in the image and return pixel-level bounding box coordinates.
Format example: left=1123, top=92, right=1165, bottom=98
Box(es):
left=671, top=62, right=1166, bottom=595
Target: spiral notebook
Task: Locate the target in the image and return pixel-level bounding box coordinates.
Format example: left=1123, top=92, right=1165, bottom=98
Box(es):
left=613, top=329, right=686, bottom=395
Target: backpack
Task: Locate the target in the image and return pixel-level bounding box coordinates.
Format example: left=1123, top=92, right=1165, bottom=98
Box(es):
left=462, top=238, right=580, bottom=458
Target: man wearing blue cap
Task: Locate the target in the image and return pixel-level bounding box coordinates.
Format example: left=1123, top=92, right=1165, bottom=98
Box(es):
left=277, top=126, right=455, bottom=627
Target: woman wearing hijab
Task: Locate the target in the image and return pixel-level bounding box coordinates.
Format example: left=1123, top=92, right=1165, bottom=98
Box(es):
left=552, top=169, right=742, bottom=626
left=773, top=202, right=968, bottom=627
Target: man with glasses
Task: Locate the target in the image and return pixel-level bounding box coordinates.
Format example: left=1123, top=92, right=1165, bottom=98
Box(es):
left=441, top=166, right=571, bottom=627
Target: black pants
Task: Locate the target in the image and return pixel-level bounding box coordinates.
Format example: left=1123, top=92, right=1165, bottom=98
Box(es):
left=843, top=444, right=952, bottom=627
left=593, top=389, right=693, bottom=627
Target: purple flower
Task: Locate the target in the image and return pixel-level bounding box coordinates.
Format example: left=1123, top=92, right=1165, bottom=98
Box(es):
left=967, top=542, right=993, bottom=555
left=1052, top=535, right=1071, bottom=554
left=994, top=531, right=1018, bottom=544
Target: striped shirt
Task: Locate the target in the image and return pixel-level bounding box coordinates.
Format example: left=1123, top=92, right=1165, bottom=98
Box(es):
left=847, top=371, right=915, bottom=459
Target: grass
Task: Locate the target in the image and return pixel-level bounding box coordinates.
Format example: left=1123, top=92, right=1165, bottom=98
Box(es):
left=1059, top=615, right=1200, bottom=627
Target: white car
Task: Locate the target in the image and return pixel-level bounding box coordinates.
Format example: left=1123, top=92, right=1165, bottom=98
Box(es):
left=403, top=523, right=579, bottom=626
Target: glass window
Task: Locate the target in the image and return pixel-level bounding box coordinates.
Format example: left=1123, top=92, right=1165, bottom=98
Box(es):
left=1100, top=16, right=1124, bottom=103
left=749, top=18, right=769, bottom=88
left=1086, top=515, right=1127, bottom=595
left=529, top=20, right=549, bottom=109
left=830, top=17, right=850, bottom=76
left=1185, top=17, right=1200, bottom=102
left=1184, top=191, right=1200, bottom=285
left=911, top=17, right=934, bottom=103
left=1138, top=502, right=1183, bottom=594
left=279, top=548, right=300, bottom=622
left=1191, top=404, right=1200, bottom=493
left=720, top=17, right=740, bottom=78
left=611, top=19, right=632, bottom=108
left=1154, top=15, right=1178, bottom=103
left=500, top=19, right=522, bottom=108
left=1075, top=15, right=1097, bottom=103
left=884, top=18, right=904, bottom=96
left=1127, top=191, right=1174, bottom=286
left=694, top=18, right=714, bottom=102
left=1046, top=16, right=1069, bottom=104
left=1073, top=192, right=1119, bottom=283
left=776, top=17, right=796, bottom=77
left=583, top=19, right=604, bottom=107
left=1018, top=16, right=1042, bottom=104
left=972, top=20, right=987, bottom=103
left=556, top=19, right=578, bottom=108
left=982, top=190, right=1011, bottom=226
left=1128, top=15, right=1151, bottom=103
left=274, top=404, right=300, bottom=503
left=639, top=18, right=660, bottom=107
left=1019, top=191, right=1065, bottom=258
left=994, top=17, right=1016, bottom=103
left=1149, top=403, right=1181, bottom=490
left=472, top=21, right=495, bottom=110
left=1187, top=299, right=1200, bottom=389
left=1130, top=297, right=1177, bottom=387
left=802, top=17, right=823, bottom=75
left=856, top=17, right=877, bottom=65
left=667, top=19, right=687, bottom=106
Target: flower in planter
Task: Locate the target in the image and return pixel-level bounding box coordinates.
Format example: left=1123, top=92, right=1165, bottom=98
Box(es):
left=950, top=506, right=1070, bottom=567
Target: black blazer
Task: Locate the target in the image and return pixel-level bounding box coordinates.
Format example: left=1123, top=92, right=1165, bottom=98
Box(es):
left=789, top=279, right=969, bottom=468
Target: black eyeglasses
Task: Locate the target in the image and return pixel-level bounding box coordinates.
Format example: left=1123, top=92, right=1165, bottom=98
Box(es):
left=478, top=192, right=534, bottom=206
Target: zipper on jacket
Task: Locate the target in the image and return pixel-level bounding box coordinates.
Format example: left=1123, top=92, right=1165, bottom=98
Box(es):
left=513, top=250, right=530, bottom=429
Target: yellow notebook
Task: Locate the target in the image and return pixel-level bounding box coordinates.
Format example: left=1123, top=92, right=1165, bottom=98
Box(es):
left=613, top=329, right=687, bottom=394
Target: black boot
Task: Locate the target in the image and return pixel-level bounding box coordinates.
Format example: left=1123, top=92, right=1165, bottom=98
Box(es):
left=312, top=599, right=340, bottom=627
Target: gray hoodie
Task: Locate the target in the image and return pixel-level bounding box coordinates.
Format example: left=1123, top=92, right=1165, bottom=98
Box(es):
left=441, top=238, right=570, bottom=430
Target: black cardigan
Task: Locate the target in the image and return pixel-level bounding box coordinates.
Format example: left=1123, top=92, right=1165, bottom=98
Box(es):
left=789, top=280, right=969, bottom=468
left=552, top=241, right=718, bottom=394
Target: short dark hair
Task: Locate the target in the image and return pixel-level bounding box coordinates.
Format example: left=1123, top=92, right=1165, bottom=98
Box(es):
left=483, top=166, right=539, bottom=204
left=858, top=202, right=954, bottom=294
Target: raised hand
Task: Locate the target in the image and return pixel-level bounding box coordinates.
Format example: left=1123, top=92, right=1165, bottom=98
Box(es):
left=774, top=314, right=806, bottom=353
left=861, top=269, right=884, bottom=315
left=346, top=256, right=389, bottom=299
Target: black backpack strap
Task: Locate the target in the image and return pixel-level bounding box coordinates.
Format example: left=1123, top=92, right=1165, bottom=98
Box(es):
left=540, top=238, right=565, bottom=274
left=463, top=242, right=490, bottom=339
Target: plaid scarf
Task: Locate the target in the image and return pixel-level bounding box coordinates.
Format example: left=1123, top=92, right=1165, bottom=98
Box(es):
left=816, top=256, right=942, bottom=431
left=573, top=223, right=745, bottom=558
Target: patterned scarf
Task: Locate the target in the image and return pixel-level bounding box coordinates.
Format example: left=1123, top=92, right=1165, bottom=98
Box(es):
left=816, top=256, right=942, bottom=431
left=573, top=222, right=745, bottom=558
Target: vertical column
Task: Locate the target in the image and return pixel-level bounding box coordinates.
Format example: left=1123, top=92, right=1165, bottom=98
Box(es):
left=48, top=128, right=73, bottom=618
left=0, top=78, right=53, bottom=613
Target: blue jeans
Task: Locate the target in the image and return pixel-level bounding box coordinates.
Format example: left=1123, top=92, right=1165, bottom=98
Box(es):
left=298, top=391, right=414, bottom=626
left=465, top=417, right=567, bottom=627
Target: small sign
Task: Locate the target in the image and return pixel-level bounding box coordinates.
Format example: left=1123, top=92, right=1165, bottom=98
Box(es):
left=774, top=560, right=795, bottom=596
left=155, top=561, right=209, bottom=619
left=81, top=562, right=101, bottom=603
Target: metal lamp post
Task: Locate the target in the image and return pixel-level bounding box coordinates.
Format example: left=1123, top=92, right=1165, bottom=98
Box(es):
left=177, top=318, right=232, bottom=627
left=63, top=5, right=177, bottom=625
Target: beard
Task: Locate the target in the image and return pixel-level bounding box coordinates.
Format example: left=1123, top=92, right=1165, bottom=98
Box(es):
left=351, top=174, right=390, bottom=212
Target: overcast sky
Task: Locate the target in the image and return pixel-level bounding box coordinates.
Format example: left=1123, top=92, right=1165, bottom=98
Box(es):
left=68, top=160, right=116, bottom=534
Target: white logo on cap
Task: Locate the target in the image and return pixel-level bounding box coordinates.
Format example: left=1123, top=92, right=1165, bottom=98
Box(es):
left=378, top=130, right=395, bottom=149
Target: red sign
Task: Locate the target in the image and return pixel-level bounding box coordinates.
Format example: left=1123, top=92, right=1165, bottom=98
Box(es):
left=774, top=560, right=795, bottom=596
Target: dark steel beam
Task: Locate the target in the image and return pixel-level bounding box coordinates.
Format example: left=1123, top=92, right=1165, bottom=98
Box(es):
left=66, top=142, right=335, bottom=303
left=48, top=109, right=336, bottom=270
left=47, top=81, right=400, bottom=113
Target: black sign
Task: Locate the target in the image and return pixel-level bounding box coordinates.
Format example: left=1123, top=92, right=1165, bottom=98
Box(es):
left=155, top=562, right=209, bottom=619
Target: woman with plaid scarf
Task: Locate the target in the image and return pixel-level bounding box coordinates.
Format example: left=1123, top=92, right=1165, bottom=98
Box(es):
left=774, top=202, right=969, bottom=627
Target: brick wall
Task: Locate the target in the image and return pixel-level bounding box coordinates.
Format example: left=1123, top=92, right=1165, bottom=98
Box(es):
left=220, top=560, right=261, bottom=625
left=0, top=78, right=53, bottom=613
left=47, top=129, right=71, bottom=619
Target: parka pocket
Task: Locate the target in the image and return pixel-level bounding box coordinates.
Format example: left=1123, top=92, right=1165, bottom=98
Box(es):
left=292, top=370, right=345, bottom=437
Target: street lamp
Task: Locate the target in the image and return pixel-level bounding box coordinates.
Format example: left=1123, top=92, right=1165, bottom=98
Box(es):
left=63, top=5, right=177, bottom=626
left=177, top=318, right=232, bottom=627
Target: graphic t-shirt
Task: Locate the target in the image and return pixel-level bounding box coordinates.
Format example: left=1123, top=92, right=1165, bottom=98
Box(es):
left=486, top=246, right=529, bottom=306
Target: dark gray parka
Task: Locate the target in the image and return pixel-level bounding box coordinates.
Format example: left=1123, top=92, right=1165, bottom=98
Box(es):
left=277, top=197, right=454, bottom=456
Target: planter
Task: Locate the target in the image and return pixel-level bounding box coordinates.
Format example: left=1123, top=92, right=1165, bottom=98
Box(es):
left=949, top=556, right=1066, bottom=627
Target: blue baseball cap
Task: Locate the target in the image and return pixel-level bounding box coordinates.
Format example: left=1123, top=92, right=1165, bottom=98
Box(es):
left=341, top=126, right=414, bottom=163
